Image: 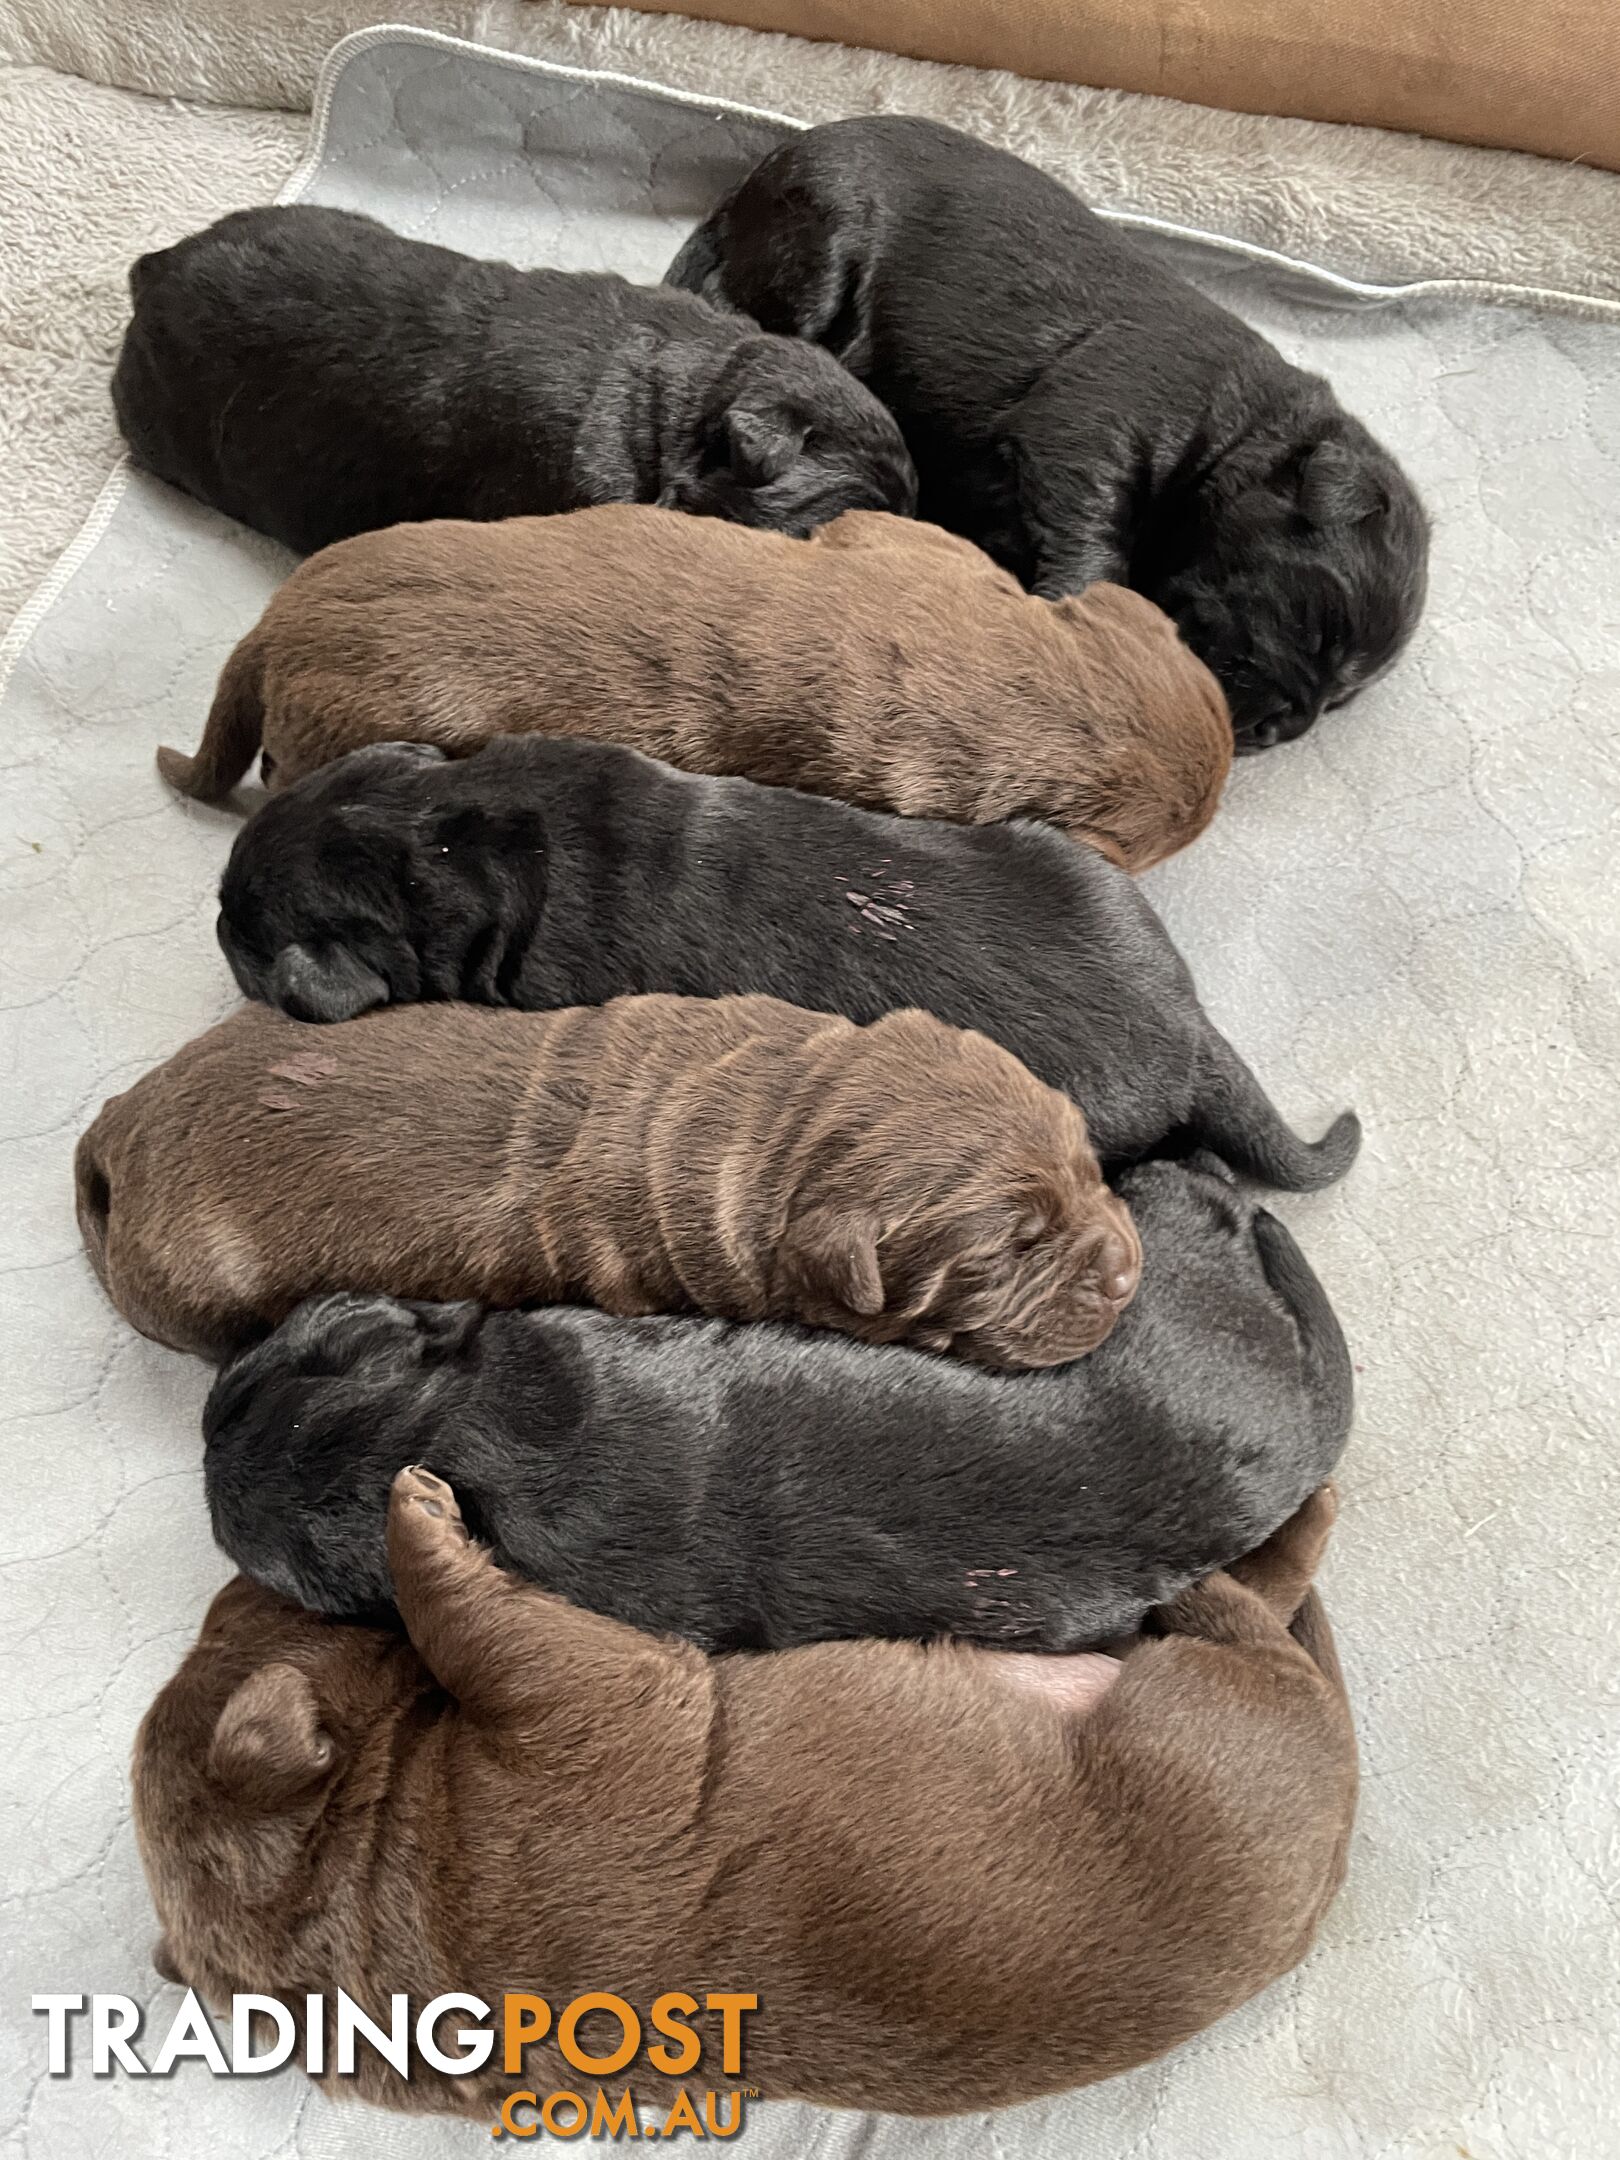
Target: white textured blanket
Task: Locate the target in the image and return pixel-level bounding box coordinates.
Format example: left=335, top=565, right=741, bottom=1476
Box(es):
left=1, top=24, right=1616, bottom=2160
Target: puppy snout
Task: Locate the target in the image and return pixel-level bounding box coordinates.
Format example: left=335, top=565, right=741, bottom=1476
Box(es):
left=1099, top=1236, right=1138, bottom=1305
left=1239, top=700, right=1320, bottom=753
left=1095, top=1221, right=1141, bottom=1307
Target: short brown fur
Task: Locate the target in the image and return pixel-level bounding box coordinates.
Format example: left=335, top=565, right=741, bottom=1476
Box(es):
left=157, top=507, right=1231, bottom=871
left=135, top=1477, right=1355, bottom=2119
left=74, top=994, right=1138, bottom=1365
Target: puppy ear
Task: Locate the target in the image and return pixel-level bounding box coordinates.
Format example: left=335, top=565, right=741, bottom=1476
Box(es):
left=209, top=1664, right=333, bottom=1802
left=723, top=407, right=807, bottom=487
left=270, top=942, right=388, bottom=1023
left=152, top=1934, right=183, bottom=1985
left=1299, top=440, right=1388, bottom=527
left=777, top=1204, right=886, bottom=1317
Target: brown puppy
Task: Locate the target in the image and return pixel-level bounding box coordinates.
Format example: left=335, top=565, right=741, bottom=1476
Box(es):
left=135, top=1476, right=1355, bottom=2120
left=74, top=994, right=1138, bottom=1365
left=157, top=506, right=1231, bottom=871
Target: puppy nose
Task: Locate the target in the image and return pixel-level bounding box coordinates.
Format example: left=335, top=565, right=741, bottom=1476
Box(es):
left=1096, top=1228, right=1140, bottom=1305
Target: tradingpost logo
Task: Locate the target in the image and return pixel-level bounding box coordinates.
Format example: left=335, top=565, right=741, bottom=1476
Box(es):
left=34, top=1987, right=760, bottom=2140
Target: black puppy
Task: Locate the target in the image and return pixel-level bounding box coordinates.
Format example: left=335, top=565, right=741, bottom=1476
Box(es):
left=217, top=736, right=1359, bottom=1188
left=112, top=204, right=916, bottom=554
left=667, top=116, right=1429, bottom=747
left=204, top=1159, right=1352, bottom=1651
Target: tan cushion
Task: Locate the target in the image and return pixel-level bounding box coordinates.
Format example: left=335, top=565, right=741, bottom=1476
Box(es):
left=588, top=0, right=1620, bottom=172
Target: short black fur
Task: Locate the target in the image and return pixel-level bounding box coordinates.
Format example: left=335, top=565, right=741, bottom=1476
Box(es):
left=113, top=204, right=916, bottom=554
left=218, top=736, right=1360, bottom=1188
left=667, top=116, right=1429, bottom=747
left=204, top=1159, right=1353, bottom=1651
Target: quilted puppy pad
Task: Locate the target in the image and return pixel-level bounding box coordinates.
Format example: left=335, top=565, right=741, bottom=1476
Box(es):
left=1, top=26, right=1615, bottom=2159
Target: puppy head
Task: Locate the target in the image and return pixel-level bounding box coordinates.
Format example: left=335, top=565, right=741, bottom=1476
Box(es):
left=778, top=1024, right=1141, bottom=1368
left=1161, top=415, right=1429, bottom=750
left=132, top=1575, right=407, bottom=2008
left=668, top=334, right=917, bottom=537
left=204, top=1292, right=484, bottom=1618
left=893, top=1157, right=1142, bottom=1372
left=1052, top=584, right=1233, bottom=870
left=218, top=742, right=466, bottom=1019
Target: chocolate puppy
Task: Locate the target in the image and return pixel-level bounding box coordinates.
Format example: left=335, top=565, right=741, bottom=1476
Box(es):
left=136, top=1478, right=1355, bottom=2119
left=214, top=735, right=1359, bottom=1189
left=205, top=1158, right=1352, bottom=1652
left=668, top=116, right=1429, bottom=747
left=74, top=995, right=1138, bottom=1366
left=157, top=506, right=1230, bottom=872
left=112, top=204, right=915, bottom=554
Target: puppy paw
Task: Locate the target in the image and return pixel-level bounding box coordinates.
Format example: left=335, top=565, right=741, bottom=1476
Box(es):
left=1275, top=1481, right=1337, bottom=1552
left=1231, top=1483, right=1338, bottom=1615
left=391, top=1465, right=471, bottom=1544
left=1288, top=1482, right=1339, bottom=1562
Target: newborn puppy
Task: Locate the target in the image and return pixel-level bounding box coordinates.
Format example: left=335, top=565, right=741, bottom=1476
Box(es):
left=215, top=735, right=1358, bottom=1189
left=74, top=995, right=1138, bottom=1366
left=112, top=204, right=914, bottom=554
left=137, top=1479, right=1355, bottom=2119
left=157, top=506, right=1230, bottom=871
left=668, top=116, right=1429, bottom=747
left=205, top=1158, right=1352, bottom=1653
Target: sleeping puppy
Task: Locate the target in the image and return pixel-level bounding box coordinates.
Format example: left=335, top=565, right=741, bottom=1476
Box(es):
left=156, top=505, right=1231, bottom=872
left=74, top=994, right=1139, bottom=1366
left=204, top=1157, right=1352, bottom=1653
left=136, top=1478, right=1355, bottom=2119
left=112, top=204, right=915, bottom=555
left=215, top=735, right=1359, bottom=1190
left=668, top=115, right=1429, bottom=747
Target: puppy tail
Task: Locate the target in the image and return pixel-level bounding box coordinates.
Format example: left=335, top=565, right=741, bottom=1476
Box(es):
left=157, top=632, right=266, bottom=802
left=1191, top=1031, right=1361, bottom=1192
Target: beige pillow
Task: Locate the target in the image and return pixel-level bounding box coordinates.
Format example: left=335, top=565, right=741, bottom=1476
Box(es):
left=593, top=0, right=1620, bottom=172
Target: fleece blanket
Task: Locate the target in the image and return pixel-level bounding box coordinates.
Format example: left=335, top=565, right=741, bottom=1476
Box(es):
left=1, top=26, right=1616, bottom=2160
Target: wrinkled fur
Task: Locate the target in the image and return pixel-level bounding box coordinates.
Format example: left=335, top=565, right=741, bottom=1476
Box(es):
left=205, top=1158, right=1352, bottom=1651
left=215, top=735, right=1359, bottom=1190
left=74, top=995, right=1138, bottom=1367
left=136, top=1478, right=1356, bottom=2119
left=157, top=506, right=1230, bottom=871
left=668, top=116, right=1429, bottom=747
left=113, top=205, right=915, bottom=556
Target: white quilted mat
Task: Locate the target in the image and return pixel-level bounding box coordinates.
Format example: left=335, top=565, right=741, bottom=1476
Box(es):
left=2, top=26, right=1617, bottom=2160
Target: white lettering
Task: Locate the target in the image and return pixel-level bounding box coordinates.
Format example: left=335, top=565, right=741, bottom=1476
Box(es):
left=91, top=1996, right=146, bottom=2075
left=150, top=1991, right=228, bottom=2075
left=335, top=1991, right=410, bottom=2076
left=31, top=1996, right=84, bottom=2075
left=415, top=1994, right=494, bottom=2075
left=232, top=1995, right=296, bottom=2073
